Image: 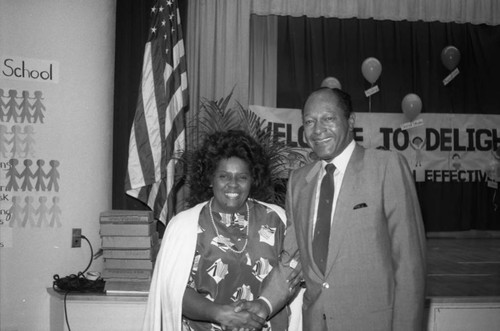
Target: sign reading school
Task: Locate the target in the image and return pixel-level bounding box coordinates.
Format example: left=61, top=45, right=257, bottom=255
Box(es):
left=1, top=56, right=59, bottom=83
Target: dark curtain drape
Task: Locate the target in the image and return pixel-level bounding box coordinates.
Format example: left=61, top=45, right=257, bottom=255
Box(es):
left=277, top=17, right=500, bottom=114
left=277, top=16, right=500, bottom=231
left=112, top=0, right=188, bottom=225
left=112, top=0, right=151, bottom=213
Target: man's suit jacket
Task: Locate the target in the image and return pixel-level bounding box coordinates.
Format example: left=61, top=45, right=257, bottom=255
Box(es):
left=261, top=144, right=427, bottom=331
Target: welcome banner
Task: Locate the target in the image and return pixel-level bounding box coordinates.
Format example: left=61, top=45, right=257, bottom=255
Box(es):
left=250, top=105, right=500, bottom=183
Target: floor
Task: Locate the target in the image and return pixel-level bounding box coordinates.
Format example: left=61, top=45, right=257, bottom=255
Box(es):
left=426, top=238, right=500, bottom=297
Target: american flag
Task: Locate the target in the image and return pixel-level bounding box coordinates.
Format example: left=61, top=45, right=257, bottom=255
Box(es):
left=125, top=0, right=188, bottom=225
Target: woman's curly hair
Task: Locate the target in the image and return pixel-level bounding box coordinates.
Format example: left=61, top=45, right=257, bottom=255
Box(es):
left=186, top=130, right=273, bottom=207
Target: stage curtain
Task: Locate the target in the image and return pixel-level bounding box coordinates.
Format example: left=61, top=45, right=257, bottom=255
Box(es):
left=185, top=0, right=500, bottom=114
left=275, top=16, right=500, bottom=231
left=252, top=0, right=500, bottom=25
left=276, top=17, right=500, bottom=115
left=114, top=1, right=500, bottom=231
left=186, top=0, right=251, bottom=119
left=249, top=15, right=278, bottom=107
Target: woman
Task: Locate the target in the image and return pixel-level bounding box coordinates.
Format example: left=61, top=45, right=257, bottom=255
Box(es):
left=143, top=130, right=301, bottom=331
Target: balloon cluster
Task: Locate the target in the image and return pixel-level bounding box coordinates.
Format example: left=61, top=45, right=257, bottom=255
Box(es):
left=360, top=45, right=461, bottom=121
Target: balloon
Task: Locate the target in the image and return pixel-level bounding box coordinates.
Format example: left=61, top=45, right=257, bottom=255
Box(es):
left=320, top=76, right=342, bottom=89
left=361, top=57, right=382, bottom=84
left=401, top=93, right=422, bottom=121
left=441, top=46, right=461, bottom=71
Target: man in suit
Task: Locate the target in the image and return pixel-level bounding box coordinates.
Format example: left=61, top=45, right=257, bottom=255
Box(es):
left=238, top=87, right=427, bottom=330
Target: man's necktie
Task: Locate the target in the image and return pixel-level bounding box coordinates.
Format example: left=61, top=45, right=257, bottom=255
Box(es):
left=313, top=163, right=336, bottom=274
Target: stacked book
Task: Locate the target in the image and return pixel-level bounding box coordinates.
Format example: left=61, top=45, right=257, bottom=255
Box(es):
left=99, top=210, right=159, bottom=295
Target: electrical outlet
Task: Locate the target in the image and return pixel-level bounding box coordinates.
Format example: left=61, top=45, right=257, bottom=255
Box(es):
left=72, top=228, right=81, bottom=248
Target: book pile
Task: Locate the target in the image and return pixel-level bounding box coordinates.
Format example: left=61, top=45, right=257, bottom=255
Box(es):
left=99, top=210, right=159, bottom=295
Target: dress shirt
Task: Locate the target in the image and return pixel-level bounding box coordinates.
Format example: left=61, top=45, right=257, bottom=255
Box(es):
left=312, top=140, right=356, bottom=231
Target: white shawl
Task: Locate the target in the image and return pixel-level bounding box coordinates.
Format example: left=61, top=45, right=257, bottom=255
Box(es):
left=142, top=200, right=303, bottom=331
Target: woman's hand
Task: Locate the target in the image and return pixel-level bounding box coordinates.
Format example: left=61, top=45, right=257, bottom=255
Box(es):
left=183, top=288, right=265, bottom=330
left=217, top=302, right=266, bottom=331
left=285, top=250, right=304, bottom=291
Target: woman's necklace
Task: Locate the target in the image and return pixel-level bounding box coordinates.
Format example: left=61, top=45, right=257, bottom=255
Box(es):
left=209, top=198, right=249, bottom=254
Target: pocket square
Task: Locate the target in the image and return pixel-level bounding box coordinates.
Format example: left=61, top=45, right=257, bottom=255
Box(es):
left=353, top=203, right=367, bottom=210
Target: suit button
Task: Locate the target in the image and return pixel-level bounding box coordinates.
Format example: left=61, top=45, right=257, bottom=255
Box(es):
left=322, top=282, right=329, bottom=289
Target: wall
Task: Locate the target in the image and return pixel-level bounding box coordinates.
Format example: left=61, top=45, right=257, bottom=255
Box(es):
left=0, top=1, right=116, bottom=330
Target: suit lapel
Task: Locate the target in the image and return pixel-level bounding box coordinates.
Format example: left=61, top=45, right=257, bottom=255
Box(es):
left=297, top=162, right=324, bottom=277
left=325, top=145, right=365, bottom=276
